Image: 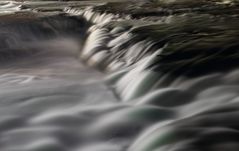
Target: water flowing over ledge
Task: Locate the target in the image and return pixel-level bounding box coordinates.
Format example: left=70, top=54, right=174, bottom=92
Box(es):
left=1, top=1, right=239, bottom=151
left=65, top=5, right=239, bottom=151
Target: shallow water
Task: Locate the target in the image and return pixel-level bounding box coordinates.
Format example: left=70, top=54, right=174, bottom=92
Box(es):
left=0, top=13, right=121, bottom=151
left=1, top=1, right=239, bottom=151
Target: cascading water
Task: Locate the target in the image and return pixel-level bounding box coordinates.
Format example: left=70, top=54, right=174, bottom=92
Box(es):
left=66, top=5, right=239, bottom=151
left=0, top=1, right=21, bottom=14
left=0, top=1, right=239, bottom=151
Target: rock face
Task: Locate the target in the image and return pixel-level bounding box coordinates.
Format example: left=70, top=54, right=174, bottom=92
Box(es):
left=1, top=0, right=239, bottom=151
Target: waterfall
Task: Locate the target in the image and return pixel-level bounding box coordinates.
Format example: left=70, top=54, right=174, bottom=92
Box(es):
left=0, top=1, right=239, bottom=151
left=66, top=7, right=166, bottom=101
left=65, top=6, right=239, bottom=151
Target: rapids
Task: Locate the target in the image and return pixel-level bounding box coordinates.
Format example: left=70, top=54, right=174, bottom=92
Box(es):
left=0, top=0, right=239, bottom=151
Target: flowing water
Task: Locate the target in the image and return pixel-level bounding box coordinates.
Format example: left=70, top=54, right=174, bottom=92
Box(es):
left=1, top=1, right=239, bottom=151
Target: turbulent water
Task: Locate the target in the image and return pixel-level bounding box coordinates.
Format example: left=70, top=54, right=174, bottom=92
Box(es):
left=1, top=0, right=239, bottom=151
